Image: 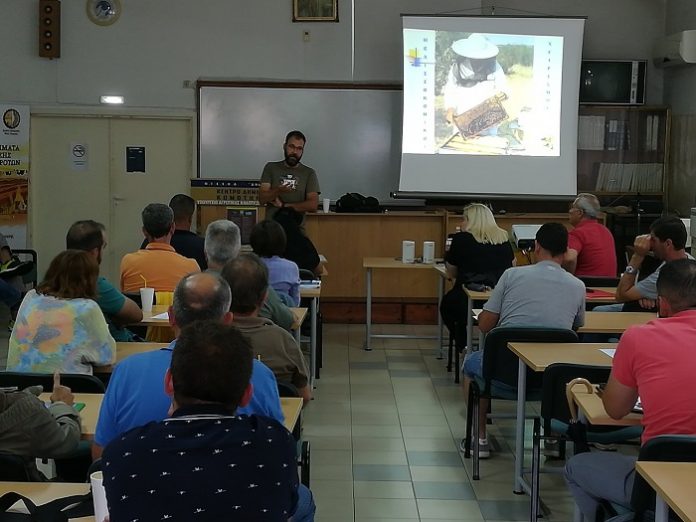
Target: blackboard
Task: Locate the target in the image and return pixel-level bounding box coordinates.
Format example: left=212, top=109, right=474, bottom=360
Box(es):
left=198, top=82, right=403, bottom=202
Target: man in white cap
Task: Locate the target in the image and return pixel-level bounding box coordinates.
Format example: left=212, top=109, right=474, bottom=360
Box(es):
left=443, top=33, right=508, bottom=133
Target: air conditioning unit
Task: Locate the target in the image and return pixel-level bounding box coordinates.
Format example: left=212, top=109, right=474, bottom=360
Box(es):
left=653, top=30, right=696, bottom=67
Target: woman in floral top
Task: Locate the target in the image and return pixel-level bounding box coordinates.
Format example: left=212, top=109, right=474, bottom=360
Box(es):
left=6, top=250, right=115, bottom=375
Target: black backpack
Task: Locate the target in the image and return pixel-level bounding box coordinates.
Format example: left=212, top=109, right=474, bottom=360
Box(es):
left=335, top=193, right=380, bottom=213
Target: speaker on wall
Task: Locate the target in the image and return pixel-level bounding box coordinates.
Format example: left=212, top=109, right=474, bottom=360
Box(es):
left=39, top=0, right=61, bottom=59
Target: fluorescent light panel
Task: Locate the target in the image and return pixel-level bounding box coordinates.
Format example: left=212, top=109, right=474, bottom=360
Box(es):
left=100, top=95, right=124, bottom=105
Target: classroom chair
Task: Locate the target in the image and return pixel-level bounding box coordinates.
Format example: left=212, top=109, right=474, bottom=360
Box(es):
left=0, top=371, right=105, bottom=393
left=463, top=326, right=578, bottom=480
left=277, top=381, right=311, bottom=487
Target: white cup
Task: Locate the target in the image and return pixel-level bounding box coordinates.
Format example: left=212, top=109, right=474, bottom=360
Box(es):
left=140, top=287, right=154, bottom=312
left=402, top=240, right=415, bottom=264
left=90, top=471, right=109, bottom=522
left=423, top=241, right=435, bottom=264
left=322, top=198, right=331, bottom=213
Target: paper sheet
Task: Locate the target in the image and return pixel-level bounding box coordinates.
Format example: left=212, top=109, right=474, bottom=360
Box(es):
left=152, top=312, right=169, bottom=320
left=600, top=348, right=616, bottom=358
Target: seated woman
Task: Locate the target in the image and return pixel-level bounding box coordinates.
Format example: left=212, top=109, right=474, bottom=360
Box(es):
left=6, top=250, right=116, bottom=375
left=440, top=203, right=515, bottom=335
left=250, top=220, right=301, bottom=307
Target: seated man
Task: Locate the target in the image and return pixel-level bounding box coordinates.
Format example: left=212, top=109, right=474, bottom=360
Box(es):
left=0, top=372, right=81, bottom=481
left=141, top=194, right=207, bottom=270
left=613, top=215, right=691, bottom=311
left=563, top=193, right=617, bottom=277
left=205, top=219, right=294, bottom=331
left=223, top=253, right=312, bottom=402
left=66, top=220, right=142, bottom=341
left=103, top=320, right=316, bottom=521
left=92, top=272, right=284, bottom=458
left=120, top=203, right=200, bottom=293
left=463, top=222, right=586, bottom=458
left=565, top=258, right=696, bottom=521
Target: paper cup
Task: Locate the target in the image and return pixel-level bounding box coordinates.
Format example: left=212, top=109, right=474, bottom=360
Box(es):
left=140, top=287, right=154, bottom=312
left=322, top=198, right=331, bottom=213
left=90, top=471, right=109, bottom=522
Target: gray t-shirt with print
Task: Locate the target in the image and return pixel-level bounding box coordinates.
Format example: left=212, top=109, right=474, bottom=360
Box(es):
left=260, top=161, right=320, bottom=220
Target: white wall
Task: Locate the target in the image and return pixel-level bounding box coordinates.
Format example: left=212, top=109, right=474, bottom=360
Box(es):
left=1, top=0, right=665, bottom=110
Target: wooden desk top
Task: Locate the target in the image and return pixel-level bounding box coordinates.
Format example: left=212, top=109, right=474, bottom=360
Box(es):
left=433, top=263, right=449, bottom=278
left=94, top=342, right=169, bottom=374
left=579, top=311, right=655, bottom=334
left=462, top=287, right=616, bottom=303
left=37, top=393, right=302, bottom=440
left=0, top=482, right=93, bottom=521
left=300, top=285, right=321, bottom=299
left=39, top=393, right=101, bottom=440
left=636, top=461, right=696, bottom=522
left=508, top=342, right=617, bottom=372
left=571, top=387, right=643, bottom=427
left=140, top=306, right=307, bottom=331
left=363, top=257, right=442, bottom=269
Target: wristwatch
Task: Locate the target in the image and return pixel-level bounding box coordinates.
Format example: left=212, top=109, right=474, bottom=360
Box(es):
left=624, top=265, right=638, bottom=275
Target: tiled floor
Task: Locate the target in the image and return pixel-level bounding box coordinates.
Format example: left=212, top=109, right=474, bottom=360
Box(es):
left=306, top=323, right=577, bottom=522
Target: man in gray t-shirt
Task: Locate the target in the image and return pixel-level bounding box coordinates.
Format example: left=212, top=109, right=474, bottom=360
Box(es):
left=463, top=223, right=585, bottom=457
left=259, top=130, right=320, bottom=222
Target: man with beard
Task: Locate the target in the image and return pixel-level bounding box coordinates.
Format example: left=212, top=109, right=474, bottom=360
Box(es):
left=259, top=130, right=319, bottom=223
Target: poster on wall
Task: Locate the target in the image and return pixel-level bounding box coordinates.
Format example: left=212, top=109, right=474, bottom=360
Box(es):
left=0, top=179, right=28, bottom=248
left=0, top=104, right=30, bottom=179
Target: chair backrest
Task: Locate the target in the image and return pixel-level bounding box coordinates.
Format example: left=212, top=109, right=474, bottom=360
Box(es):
left=631, top=435, right=696, bottom=516
left=0, top=453, right=31, bottom=481
left=578, top=276, right=620, bottom=287
left=481, top=327, right=579, bottom=392
left=298, top=269, right=316, bottom=281
left=277, top=381, right=300, bottom=398
left=0, top=372, right=105, bottom=393
left=541, top=363, right=611, bottom=432
left=12, top=249, right=38, bottom=289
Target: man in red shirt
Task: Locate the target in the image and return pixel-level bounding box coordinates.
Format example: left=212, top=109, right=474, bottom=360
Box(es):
left=563, top=193, right=617, bottom=277
left=564, top=258, right=696, bottom=520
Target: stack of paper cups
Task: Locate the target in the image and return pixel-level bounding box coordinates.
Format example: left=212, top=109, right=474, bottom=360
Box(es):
left=423, top=241, right=435, bottom=264
left=402, top=240, right=415, bottom=264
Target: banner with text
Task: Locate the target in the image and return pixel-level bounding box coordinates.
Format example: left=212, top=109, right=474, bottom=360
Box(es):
left=0, top=104, right=30, bottom=179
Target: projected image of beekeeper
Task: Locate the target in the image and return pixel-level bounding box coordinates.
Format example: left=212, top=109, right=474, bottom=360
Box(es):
left=443, top=34, right=510, bottom=139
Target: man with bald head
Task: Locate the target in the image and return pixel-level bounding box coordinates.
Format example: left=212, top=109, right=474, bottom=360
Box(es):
left=92, top=272, right=284, bottom=458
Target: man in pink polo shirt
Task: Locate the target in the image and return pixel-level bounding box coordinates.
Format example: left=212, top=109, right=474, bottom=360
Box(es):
left=564, top=258, right=696, bottom=520
left=563, top=193, right=617, bottom=277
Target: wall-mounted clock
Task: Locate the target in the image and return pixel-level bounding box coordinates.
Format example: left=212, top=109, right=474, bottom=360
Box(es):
left=86, top=0, right=121, bottom=26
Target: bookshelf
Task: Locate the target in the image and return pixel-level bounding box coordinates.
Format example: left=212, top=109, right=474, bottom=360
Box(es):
left=577, top=105, right=671, bottom=196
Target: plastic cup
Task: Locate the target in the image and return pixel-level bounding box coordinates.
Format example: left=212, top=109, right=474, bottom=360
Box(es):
left=90, top=471, right=109, bottom=522
left=322, top=198, right=331, bottom=213
left=140, top=287, right=154, bottom=312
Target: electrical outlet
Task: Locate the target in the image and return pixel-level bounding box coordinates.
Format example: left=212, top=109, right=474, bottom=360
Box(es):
left=303, top=31, right=310, bottom=42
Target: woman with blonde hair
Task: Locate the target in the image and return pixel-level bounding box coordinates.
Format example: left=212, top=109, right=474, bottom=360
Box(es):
left=6, top=250, right=115, bottom=375
left=440, top=203, right=514, bottom=334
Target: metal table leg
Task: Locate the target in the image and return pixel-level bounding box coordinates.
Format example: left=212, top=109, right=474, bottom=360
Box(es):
left=437, top=275, right=444, bottom=359
left=310, top=296, right=317, bottom=386
left=364, top=267, right=372, bottom=351
left=514, top=358, right=527, bottom=494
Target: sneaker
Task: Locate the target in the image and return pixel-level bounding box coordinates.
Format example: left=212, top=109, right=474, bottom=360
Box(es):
left=591, top=442, right=618, bottom=451
left=477, top=438, right=491, bottom=459
left=544, top=439, right=561, bottom=458
left=458, top=437, right=490, bottom=458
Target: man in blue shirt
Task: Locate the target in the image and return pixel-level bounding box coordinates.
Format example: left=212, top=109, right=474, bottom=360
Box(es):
left=103, top=320, right=315, bottom=521
left=92, top=271, right=284, bottom=458
left=66, top=220, right=142, bottom=341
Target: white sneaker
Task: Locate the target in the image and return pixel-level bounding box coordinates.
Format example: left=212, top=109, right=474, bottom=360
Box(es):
left=458, top=437, right=490, bottom=458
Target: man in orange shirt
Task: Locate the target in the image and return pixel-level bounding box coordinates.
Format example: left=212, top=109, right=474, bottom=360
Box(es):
left=120, top=203, right=200, bottom=293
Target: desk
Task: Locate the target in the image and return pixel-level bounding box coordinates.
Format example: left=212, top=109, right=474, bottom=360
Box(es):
left=570, top=386, right=642, bottom=427
left=0, top=482, right=93, bottom=521
left=281, top=397, right=303, bottom=432
left=579, top=311, right=654, bottom=334
left=507, top=342, right=616, bottom=494
left=94, top=342, right=169, bottom=373
left=140, top=306, right=306, bottom=332
left=363, top=257, right=440, bottom=351
left=300, top=284, right=321, bottom=385
left=433, top=263, right=450, bottom=360
left=636, top=461, right=696, bottom=522
left=39, top=393, right=102, bottom=441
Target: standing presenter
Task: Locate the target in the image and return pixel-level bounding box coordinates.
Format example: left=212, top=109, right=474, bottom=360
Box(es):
left=260, top=130, right=320, bottom=224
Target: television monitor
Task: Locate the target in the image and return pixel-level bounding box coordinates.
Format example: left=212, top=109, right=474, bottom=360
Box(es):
left=579, top=60, right=647, bottom=105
